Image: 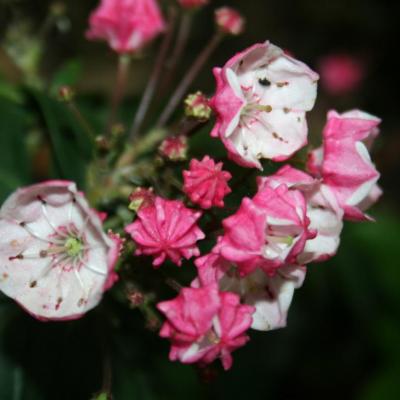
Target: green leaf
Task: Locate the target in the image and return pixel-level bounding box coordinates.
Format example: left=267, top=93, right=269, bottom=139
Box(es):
left=30, top=90, right=93, bottom=188
left=0, top=96, right=30, bottom=201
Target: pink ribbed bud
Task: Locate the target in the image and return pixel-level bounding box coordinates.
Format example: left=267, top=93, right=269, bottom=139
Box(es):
left=125, top=197, right=205, bottom=267
left=183, top=156, right=231, bottom=209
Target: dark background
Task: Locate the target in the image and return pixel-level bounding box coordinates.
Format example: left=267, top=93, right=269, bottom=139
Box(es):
left=1, top=0, right=400, bottom=399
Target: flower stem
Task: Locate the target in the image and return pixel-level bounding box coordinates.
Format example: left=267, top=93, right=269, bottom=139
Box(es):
left=156, top=32, right=223, bottom=128
left=107, top=54, right=131, bottom=134
left=67, top=101, right=96, bottom=143
left=159, top=11, right=193, bottom=96
left=128, top=6, right=178, bottom=142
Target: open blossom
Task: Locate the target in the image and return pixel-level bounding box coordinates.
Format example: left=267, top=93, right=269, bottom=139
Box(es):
left=318, top=53, right=365, bottom=95
left=258, top=165, right=343, bottom=264
left=125, top=197, right=205, bottom=267
left=308, top=110, right=382, bottom=221
left=210, top=41, right=319, bottom=169
left=0, top=181, right=121, bottom=321
left=157, top=284, right=254, bottom=370
left=183, top=156, right=232, bottom=209
left=86, top=0, right=165, bottom=53
left=215, top=7, right=245, bottom=36
left=215, top=182, right=315, bottom=277
left=194, top=253, right=306, bottom=331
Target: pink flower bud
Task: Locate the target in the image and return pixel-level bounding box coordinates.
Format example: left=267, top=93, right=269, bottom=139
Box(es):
left=184, top=92, right=212, bottom=120
left=0, top=181, right=121, bottom=321
left=86, top=0, right=166, bottom=54
left=159, top=135, right=188, bottom=161
left=183, top=156, right=231, bottom=209
left=128, top=187, right=155, bottom=212
left=125, top=196, right=205, bottom=267
left=318, top=54, right=365, bottom=95
left=214, top=7, right=245, bottom=36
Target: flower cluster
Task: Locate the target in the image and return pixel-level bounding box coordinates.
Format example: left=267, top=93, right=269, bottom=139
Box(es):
left=0, top=0, right=382, bottom=373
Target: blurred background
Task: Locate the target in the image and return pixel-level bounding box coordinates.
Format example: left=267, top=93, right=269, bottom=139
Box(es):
left=1, top=0, right=400, bottom=399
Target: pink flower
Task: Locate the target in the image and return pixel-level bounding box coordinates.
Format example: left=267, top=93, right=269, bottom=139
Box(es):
left=157, top=284, right=254, bottom=370
left=210, top=41, right=319, bottom=169
left=194, top=253, right=305, bottom=331
left=159, top=135, right=188, bottom=161
left=319, top=53, right=365, bottom=95
left=183, top=156, right=232, bottom=209
left=124, top=196, right=205, bottom=267
left=177, top=0, right=209, bottom=9
left=258, top=165, right=344, bottom=263
left=215, top=183, right=315, bottom=276
left=214, top=7, right=245, bottom=36
left=0, top=181, right=121, bottom=321
left=86, top=0, right=165, bottom=54
left=309, top=110, right=382, bottom=221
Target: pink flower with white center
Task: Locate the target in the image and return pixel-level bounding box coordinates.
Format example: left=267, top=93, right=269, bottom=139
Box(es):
left=159, top=135, right=188, bottom=161
left=310, top=110, right=382, bottom=221
left=318, top=53, right=365, bottom=95
left=183, top=156, right=232, bottom=209
left=215, top=183, right=314, bottom=277
left=86, top=0, right=165, bottom=54
left=194, top=253, right=306, bottom=331
left=210, top=41, right=319, bottom=169
left=157, top=284, right=254, bottom=370
left=214, top=7, right=245, bottom=36
left=124, top=196, right=205, bottom=267
left=177, top=0, right=209, bottom=9
left=0, top=181, right=121, bottom=321
left=258, top=165, right=344, bottom=264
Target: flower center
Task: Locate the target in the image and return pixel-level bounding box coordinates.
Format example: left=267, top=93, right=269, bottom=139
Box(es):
left=64, top=236, right=84, bottom=258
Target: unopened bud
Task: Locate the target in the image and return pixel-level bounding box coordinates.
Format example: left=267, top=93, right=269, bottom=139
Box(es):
left=184, top=91, right=212, bottom=120
left=128, top=291, right=145, bottom=307
left=58, top=85, right=75, bottom=102
left=215, top=7, right=245, bottom=36
left=128, top=187, right=155, bottom=212
left=95, top=135, right=110, bottom=151
left=159, top=136, right=188, bottom=161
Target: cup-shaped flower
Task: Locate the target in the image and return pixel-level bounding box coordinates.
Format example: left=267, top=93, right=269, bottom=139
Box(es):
left=183, top=156, right=232, bottom=209
left=258, top=165, right=344, bottom=264
left=125, top=196, right=205, bottom=267
left=0, top=181, right=121, bottom=321
left=309, top=110, right=382, bottom=220
left=157, top=284, right=254, bottom=370
left=86, top=0, right=165, bottom=54
left=194, top=253, right=305, bottom=331
left=210, top=41, right=319, bottom=169
left=215, top=183, right=315, bottom=276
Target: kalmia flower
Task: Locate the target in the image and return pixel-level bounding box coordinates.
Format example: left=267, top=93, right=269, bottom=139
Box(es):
left=258, top=165, right=343, bottom=264
left=210, top=41, right=319, bottom=168
left=194, top=253, right=306, bottom=331
left=183, top=156, right=232, bottom=209
left=0, top=181, right=121, bottom=321
left=214, top=7, right=245, bottom=36
left=125, top=196, right=205, bottom=267
left=86, top=0, right=165, bottom=53
left=157, top=284, right=254, bottom=370
left=308, top=110, right=382, bottom=221
left=215, top=182, right=315, bottom=276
